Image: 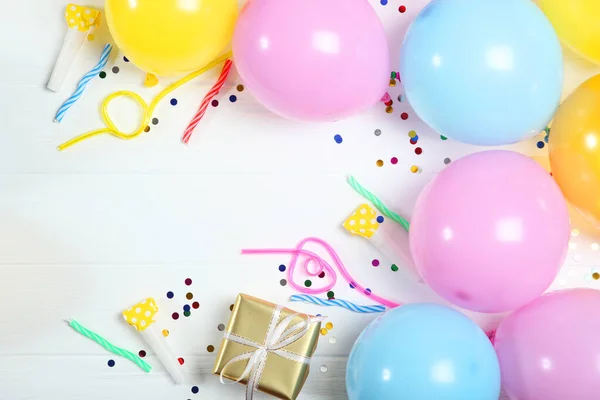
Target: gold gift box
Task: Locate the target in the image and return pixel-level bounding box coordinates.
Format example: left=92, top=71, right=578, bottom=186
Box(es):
left=213, top=294, right=322, bottom=400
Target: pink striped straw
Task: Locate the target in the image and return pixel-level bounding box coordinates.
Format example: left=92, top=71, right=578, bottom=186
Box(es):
left=182, top=59, right=233, bottom=144
left=242, top=237, right=401, bottom=309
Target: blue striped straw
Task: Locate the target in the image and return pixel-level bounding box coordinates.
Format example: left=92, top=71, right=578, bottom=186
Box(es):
left=290, top=294, right=386, bottom=313
left=54, top=43, right=113, bottom=123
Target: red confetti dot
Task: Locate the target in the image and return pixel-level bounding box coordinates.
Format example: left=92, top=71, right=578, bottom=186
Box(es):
left=318, top=271, right=326, bottom=278
left=410, top=138, right=418, bottom=145
left=138, top=350, right=146, bottom=358
left=192, top=301, right=200, bottom=309
left=185, top=278, right=192, bottom=286
left=178, top=357, right=185, bottom=365
left=415, top=147, right=423, bottom=155
left=172, top=312, right=180, bottom=320
left=399, top=5, right=406, bottom=13
left=391, top=157, right=398, bottom=165
left=401, top=112, right=409, bottom=120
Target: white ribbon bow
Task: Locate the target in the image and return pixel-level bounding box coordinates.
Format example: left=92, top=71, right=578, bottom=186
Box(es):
left=220, top=305, right=325, bottom=400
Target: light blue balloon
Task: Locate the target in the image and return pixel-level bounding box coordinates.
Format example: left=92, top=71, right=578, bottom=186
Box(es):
left=346, top=304, right=500, bottom=400
left=400, top=0, right=563, bottom=146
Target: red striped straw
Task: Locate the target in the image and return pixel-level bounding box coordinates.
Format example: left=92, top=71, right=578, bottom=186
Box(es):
left=182, top=59, right=233, bottom=144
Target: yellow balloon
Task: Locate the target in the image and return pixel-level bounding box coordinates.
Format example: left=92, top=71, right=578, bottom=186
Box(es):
left=549, top=74, right=600, bottom=228
left=105, top=0, right=238, bottom=76
left=538, top=0, right=600, bottom=65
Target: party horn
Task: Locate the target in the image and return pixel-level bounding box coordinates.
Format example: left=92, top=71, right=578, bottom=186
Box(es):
left=343, top=204, right=422, bottom=282
left=47, top=4, right=100, bottom=92
left=122, top=298, right=186, bottom=384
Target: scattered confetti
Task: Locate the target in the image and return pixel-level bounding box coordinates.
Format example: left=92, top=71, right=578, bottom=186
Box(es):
left=415, top=147, right=423, bottom=155
left=334, top=134, right=343, bottom=144
left=178, top=357, right=185, bottom=365
left=278, top=264, right=286, bottom=272
left=401, top=112, right=409, bottom=120
left=376, top=159, right=384, bottom=167
left=377, top=216, right=384, bottom=223
left=236, top=84, right=244, bottom=92
left=229, top=304, right=234, bottom=311
left=144, top=126, right=150, bottom=133
left=391, top=264, right=399, bottom=272
left=440, top=135, right=448, bottom=140
left=229, top=95, right=237, bottom=103
left=211, top=100, right=219, bottom=107
left=408, top=130, right=417, bottom=138
left=191, top=386, right=199, bottom=394
left=320, top=328, right=328, bottom=336
left=320, top=365, right=328, bottom=373
left=318, top=271, right=326, bottom=278
left=280, top=279, right=287, bottom=286
left=170, top=98, right=178, bottom=106
left=87, top=34, right=95, bottom=41
left=326, top=322, right=333, bottom=330
left=99, top=71, right=106, bottom=79
left=151, top=118, right=159, bottom=125
left=329, top=337, right=337, bottom=344
left=380, top=0, right=388, bottom=5
left=207, top=345, right=215, bottom=353
left=399, top=5, right=407, bottom=13
left=166, top=291, right=174, bottom=299
left=138, top=350, right=146, bottom=357
left=184, top=311, right=191, bottom=317
left=185, top=278, right=192, bottom=286
left=374, top=129, right=382, bottom=136
left=172, top=312, right=180, bottom=320
left=391, top=157, right=398, bottom=165
left=183, top=305, right=191, bottom=312
left=410, top=137, right=418, bottom=145
left=192, top=302, right=200, bottom=309
left=123, top=56, right=129, bottom=62
left=186, top=292, right=193, bottom=300
left=218, top=324, right=225, bottom=331
left=594, top=272, right=600, bottom=280
left=304, top=280, right=312, bottom=287
left=410, top=165, right=420, bottom=173
left=385, top=106, right=393, bottom=114
left=162, top=329, right=169, bottom=337
left=112, top=66, right=120, bottom=74
left=108, top=359, right=115, bottom=367
left=537, top=141, right=545, bottom=149
left=372, top=259, right=380, bottom=267
left=444, top=158, right=452, bottom=165
left=327, top=291, right=335, bottom=299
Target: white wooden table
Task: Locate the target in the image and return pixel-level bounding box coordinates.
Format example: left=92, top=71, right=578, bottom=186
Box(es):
left=1, top=1, right=599, bottom=399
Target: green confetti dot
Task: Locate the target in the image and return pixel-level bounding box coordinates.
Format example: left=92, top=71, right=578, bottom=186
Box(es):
left=304, top=280, right=312, bottom=288
left=99, top=71, right=107, bottom=79
left=391, top=71, right=397, bottom=79
left=391, top=264, right=399, bottom=272
left=440, top=135, right=448, bottom=140
left=183, top=311, right=191, bottom=317
left=327, top=291, right=335, bottom=299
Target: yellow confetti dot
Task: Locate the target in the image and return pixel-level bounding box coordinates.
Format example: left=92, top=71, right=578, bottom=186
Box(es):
left=385, top=106, right=394, bottom=114
left=320, top=328, right=328, bottom=336
left=389, top=79, right=396, bottom=87
left=593, top=272, right=600, bottom=280
left=162, top=329, right=169, bottom=337
left=376, top=159, right=384, bottom=167
left=571, top=229, right=580, bottom=237
left=87, top=33, right=95, bottom=41
left=408, top=130, right=417, bottom=138
left=325, top=322, right=333, bottom=330
left=144, top=73, right=159, bottom=88
left=410, top=165, right=420, bottom=173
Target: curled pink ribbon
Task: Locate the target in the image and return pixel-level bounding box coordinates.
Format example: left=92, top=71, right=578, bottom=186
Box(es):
left=242, top=237, right=401, bottom=309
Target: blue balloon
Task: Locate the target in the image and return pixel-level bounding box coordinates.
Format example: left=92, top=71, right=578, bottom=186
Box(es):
left=346, top=304, right=500, bottom=400
left=400, top=0, right=563, bottom=146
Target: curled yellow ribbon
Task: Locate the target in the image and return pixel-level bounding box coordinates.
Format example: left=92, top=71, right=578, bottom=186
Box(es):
left=58, top=52, right=232, bottom=151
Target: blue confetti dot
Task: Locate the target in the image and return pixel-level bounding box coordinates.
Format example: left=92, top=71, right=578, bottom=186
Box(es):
left=229, top=95, right=237, bottom=103
left=183, top=304, right=191, bottom=312
left=191, top=386, right=199, bottom=394
left=170, top=98, right=178, bottom=106
left=376, top=216, right=384, bottom=223
left=349, top=282, right=356, bottom=289
left=334, top=134, right=343, bottom=144
left=167, top=291, right=174, bottom=299
left=537, top=141, right=545, bottom=149
left=278, top=264, right=286, bottom=272
left=123, top=56, right=129, bottom=62
left=316, top=314, right=322, bottom=317
left=380, top=0, right=388, bottom=4
left=365, top=288, right=372, bottom=295
left=108, top=359, right=115, bottom=367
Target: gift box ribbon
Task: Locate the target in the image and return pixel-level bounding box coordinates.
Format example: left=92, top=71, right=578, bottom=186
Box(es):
left=220, top=305, right=325, bottom=400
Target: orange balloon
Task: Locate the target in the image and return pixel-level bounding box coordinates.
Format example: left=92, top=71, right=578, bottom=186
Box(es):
left=549, top=74, right=600, bottom=228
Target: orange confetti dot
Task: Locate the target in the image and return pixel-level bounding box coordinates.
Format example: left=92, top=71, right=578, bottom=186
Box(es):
left=325, top=322, right=333, bottom=330
left=320, top=328, right=328, bottom=336
left=162, top=329, right=169, bottom=337
left=385, top=106, right=394, bottom=114
left=376, top=160, right=384, bottom=167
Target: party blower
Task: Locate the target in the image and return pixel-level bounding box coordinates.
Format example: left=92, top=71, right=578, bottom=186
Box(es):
left=122, top=298, right=186, bottom=384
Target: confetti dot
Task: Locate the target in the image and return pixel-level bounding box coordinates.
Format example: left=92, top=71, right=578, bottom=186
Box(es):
left=318, top=271, right=326, bottom=278
left=184, top=311, right=191, bottom=317
left=123, top=56, right=129, bottom=62
left=218, top=324, right=225, bottom=331
left=372, top=259, right=380, bottom=267
left=329, top=337, right=337, bottom=344
left=87, top=34, right=95, bottom=41
left=399, top=5, right=407, bottom=13
left=191, top=386, right=199, bottom=394
left=151, top=118, right=159, bottom=125
left=186, top=292, right=193, bottom=300
left=410, top=165, right=420, bottom=173
left=99, top=71, right=106, bottom=79
left=398, top=94, right=404, bottom=102
left=320, top=365, right=328, bottom=373
left=391, top=264, right=399, bottom=272
left=334, top=134, right=343, bottom=144
left=365, top=288, right=372, bottom=295
left=207, top=345, right=215, bottom=353
left=229, top=304, right=234, bottom=311
left=410, top=138, right=418, bottom=145
left=376, top=159, right=384, bottom=167
left=440, top=135, right=448, bottom=140
left=162, top=329, right=169, bottom=337
left=185, top=278, right=192, bottom=286
left=211, top=100, right=219, bottom=107
left=408, top=130, right=417, bottom=138
left=391, top=157, right=398, bottom=165
left=593, top=272, right=600, bottom=280
left=444, top=158, right=452, bottom=165
left=108, top=359, right=115, bottom=367
left=183, top=305, right=191, bottom=312
left=144, top=126, right=150, bottom=133
left=349, top=282, right=356, bottom=289
left=178, top=357, right=185, bottom=365
left=236, top=84, right=244, bottom=92
left=415, top=147, right=423, bottom=155
left=401, top=112, right=409, bottom=120
left=172, top=312, right=180, bottom=320
left=380, top=0, right=388, bottom=5
left=138, top=350, right=146, bottom=357
left=280, top=279, right=287, bottom=286
left=327, top=291, right=335, bottom=299
left=278, top=264, right=286, bottom=272
left=377, top=216, right=384, bottom=223
left=374, top=129, right=382, bottom=136
left=326, top=322, right=334, bottom=330
left=304, top=280, right=312, bottom=287
left=192, top=302, right=200, bottom=309
left=112, top=66, right=120, bottom=74
left=166, top=291, right=174, bottom=299
left=320, top=328, right=328, bottom=336
left=537, top=141, right=545, bottom=149
left=170, top=98, right=178, bottom=106
left=229, top=95, right=237, bottom=103
left=385, top=106, right=394, bottom=114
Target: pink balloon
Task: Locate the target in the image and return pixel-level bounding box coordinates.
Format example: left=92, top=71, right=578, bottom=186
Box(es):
left=232, top=0, right=389, bottom=121
left=409, top=150, right=569, bottom=313
left=494, top=289, right=600, bottom=400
